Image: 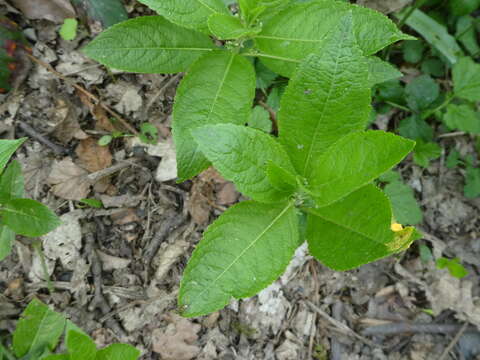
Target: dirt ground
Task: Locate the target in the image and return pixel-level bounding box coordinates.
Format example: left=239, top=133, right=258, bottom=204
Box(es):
left=1, top=1, right=480, bottom=359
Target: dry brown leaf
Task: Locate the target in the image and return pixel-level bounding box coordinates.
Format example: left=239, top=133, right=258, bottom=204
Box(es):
left=10, top=0, right=75, bottom=22
left=51, top=99, right=88, bottom=143
left=216, top=182, right=238, bottom=205
left=47, top=157, right=90, bottom=200
left=152, top=314, right=201, bottom=360
left=76, top=137, right=112, bottom=172
left=187, top=179, right=213, bottom=226
left=110, top=208, right=140, bottom=225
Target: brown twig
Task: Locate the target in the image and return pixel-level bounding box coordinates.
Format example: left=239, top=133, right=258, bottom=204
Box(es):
left=258, top=100, right=278, bottom=134
left=25, top=52, right=139, bottom=135
left=438, top=322, right=469, bottom=360
left=17, top=121, right=69, bottom=155
left=330, top=301, right=345, bottom=360
left=362, top=322, right=477, bottom=336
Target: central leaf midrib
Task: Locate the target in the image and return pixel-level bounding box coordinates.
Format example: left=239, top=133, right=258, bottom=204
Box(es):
left=195, top=202, right=294, bottom=299
left=206, top=52, right=235, bottom=121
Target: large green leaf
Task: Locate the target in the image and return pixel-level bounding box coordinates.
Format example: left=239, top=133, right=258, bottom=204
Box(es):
left=255, top=0, right=412, bottom=77
left=208, top=13, right=259, bottom=39
left=173, top=52, right=255, bottom=181
left=137, top=0, right=228, bottom=33
left=0, top=225, right=15, bottom=261
left=13, top=299, right=66, bottom=358
left=309, top=131, right=415, bottom=207
left=179, top=200, right=299, bottom=317
left=402, top=9, right=463, bottom=65
left=444, top=104, right=480, bottom=134
left=96, top=344, right=140, bottom=360
left=0, top=138, right=26, bottom=175
left=1, top=199, right=61, bottom=237
left=0, top=160, right=24, bottom=203
left=453, top=57, right=480, bottom=102
left=307, top=184, right=414, bottom=270
left=384, top=181, right=423, bottom=225
left=278, top=14, right=371, bottom=177
left=67, top=331, right=97, bottom=360
left=191, top=124, right=296, bottom=202
left=83, top=16, right=215, bottom=74
left=367, top=56, right=402, bottom=86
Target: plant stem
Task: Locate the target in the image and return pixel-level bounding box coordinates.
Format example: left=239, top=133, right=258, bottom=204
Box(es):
left=385, top=101, right=411, bottom=112
left=421, top=94, right=454, bottom=119
left=243, top=52, right=300, bottom=63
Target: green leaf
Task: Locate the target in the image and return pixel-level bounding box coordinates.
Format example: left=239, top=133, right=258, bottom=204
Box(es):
left=255, top=60, right=278, bottom=90
left=13, top=299, right=66, bottom=358
left=367, top=56, right=402, bottom=86
left=413, top=141, right=441, bottom=168
left=139, top=123, right=158, bottom=145
left=309, top=131, right=415, bottom=207
left=398, top=115, right=434, bottom=142
left=402, top=9, right=463, bottom=65
left=208, top=13, right=259, bottom=39
left=78, top=198, right=103, bottom=208
left=66, top=331, right=97, bottom=360
left=98, top=135, right=112, bottom=146
left=306, top=185, right=415, bottom=270
left=59, top=18, right=78, bottom=41
left=421, top=57, right=445, bottom=77
left=278, top=13, right=371, bottom=177
left=405, top=75, right=440, bottom=112
left=179, top=200, right=299, bottom=317
left=43, top=355, right=70, bottom=360
left=0, top=138, right=26, bottom=175
left=376, top=80, right=404, bottom=103
left=255, top=0, right=413, bottom=77
left=456, top=16, right=480, bottom=56
left=402, top=40, right=425, bottom=63
left=453, top=56, right=480, bottom=102
left=96, top=344, right=140, bottom=360
left=384, top=181, right=423, bottom=225
left=0, top=199, right=61, bottom=237
left=266, top=161, right=297, bottom=193
left=173, top=52, right=255, bottom=181
left=449, top=0, right=480, bottom=16
left=464, top=165, right=480, bottom=198
left=0, top=160, right=24, bottom=203
left=0, top=225, right=15, bottom=261
left=446, top=149, right=461, bottom=169
left=436, top=257, right=469, bottom=278
left=137, top=0, right=228, bottom=33
left=248, top=106, right=272, bottom=133
left=191, top=124, right=296, bottom=202
left=83, top=16, right=215, bottom=74
left=71, top=0, right=128, bottom=29
left=444, top=104, right=480, bottom=134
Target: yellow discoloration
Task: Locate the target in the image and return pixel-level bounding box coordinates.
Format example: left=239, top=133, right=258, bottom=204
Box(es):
left=390, top=223, right=404, bottom=232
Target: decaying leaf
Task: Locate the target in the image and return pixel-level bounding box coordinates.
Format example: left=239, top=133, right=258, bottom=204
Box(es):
left=9, top=0, right=76, bottom=23
left=51, top=98, right=88, bottom=143
left=47, top=157, right=90, bottom=200
left=76, top=137, right=112, bottom=172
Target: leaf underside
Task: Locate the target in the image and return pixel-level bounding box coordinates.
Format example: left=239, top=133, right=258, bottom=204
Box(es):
left=179, top=200, right=299, bottom=317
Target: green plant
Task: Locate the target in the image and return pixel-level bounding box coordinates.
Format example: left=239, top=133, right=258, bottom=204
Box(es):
left=59, top=18, right=78, bottom=41
left=98, top=122, right=159, bottom=146
left=436, top=257, right=469, bottom=278
left=0, top=298, right=140, bottom=359
left=84, top=0, right=420, bottom=317
left=0, top=139, right=61, bottom=261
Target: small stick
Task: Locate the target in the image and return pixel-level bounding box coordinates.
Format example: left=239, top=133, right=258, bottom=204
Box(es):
left=86, top=160, right=136, bottom=183
left=258, top=100, right=278, bottom=134
left=330, top=301, right=345, bottom=360
left=25, top=52, right=139, bottom=135
left=144, top=73, right=182, bottom=115
left=362, top=322, right=477, bottom=336
left=17, top=121, right=69, bottom=155
left=438, top=131, right=467, bottom=138
left=438, top=322, right=469, bottom=360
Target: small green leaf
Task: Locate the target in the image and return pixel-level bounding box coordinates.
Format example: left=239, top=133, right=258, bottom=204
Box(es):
left=207, top=13, right=259, bottom=39
left=398, top=115, right=434, bottom=142
left=96, top=343, right=140, bottom=360
left=278, top=13, right=371, bottom=177
left=367, top=56, right=402, bottom=86
left=98, top=135, right=113, bottom=146
left=309, top=131, right=415, bottom=207
left=191, top=124, right=296, bottom=203
left=173, top=51, right=255, bottom=181
left=266, top=161, right=298, bottom=193
left=444, top=104, right=480, bottom=134
left=139, top=123, right=159, bottom=145
left=446, top=149, right=461, bottom=169
left=376, top=80, right=404, bottom=103
left=464, top=165, right=480, bottom=198
left=83, top=16, right=215, bottom=74
left=137, top=0, right=228, bottom=33
left=0, top=225, right=15, bottom=261
left=421, top=58, right=445, bottom=77
left=402, top=40, right=425, bottom=63
left=248, top=106, right=272, bottom=133
left=0, top=160, right=24, bottom=203
left=0, top=138, right=26, bottom=175
left=13, top=299, right=66, bottom=358
left=179, top=200, right=299, bottom=317
left=456, top=16, right=480, bottom=56
left=384, top=181, right=423, bottom=225
left=79, top=198, right=103, bottom=208
left=255, top=60, right=277, bottom=90
left=67, top=330, right=97, bottom=360
left=307, top=184, right=415, bottom=270
left=419, top=244, right=433, bottom=262
left=1, top=199, right=61, bottom=237
left=255, top=0, right=413, bottom=77
left=453, top=57, right=480, bottom=102
left=413, top=141, right=441, bottom=168
left=401, top=9, right=463, bottom=64
left=436, top=257, right=469, bottom=278
left=59, top=18, right=78, bottom=41
left=449, top=0, right=480, bottom=16
left=405, top=75, right=440, bottom=112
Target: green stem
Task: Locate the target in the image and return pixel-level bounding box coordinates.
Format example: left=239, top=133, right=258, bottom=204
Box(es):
left=243, top=52, right=300, bottom=63
left=385, top=101, right=411, bottom=112
left=421, top=94, right=454, bottom=119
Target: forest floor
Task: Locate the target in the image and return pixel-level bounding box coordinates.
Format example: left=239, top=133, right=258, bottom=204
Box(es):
left=0, top=1, right=479, bottom=359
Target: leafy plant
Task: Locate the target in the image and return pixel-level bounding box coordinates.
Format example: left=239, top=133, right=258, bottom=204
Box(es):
left=436, top=257, right=469, bottom=278
left=59, top=18, right=78, bottom=41
left=0, top=139, right=61, bottom=261
left=0, top=298, right=140, bottom=359
left=84, top=0, right=420, bottom=317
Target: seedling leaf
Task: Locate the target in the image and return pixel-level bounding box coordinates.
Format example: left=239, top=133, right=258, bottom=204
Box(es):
left=179, top=200, right=299, bottom=317
left=0, top=225, right=15, bottom=261
left=59, top=18, right=78, bottom=41
left=0, top=138, right=26, bottom=175
left=96, top=343, right=141, bottom=360
left=0, top=160, right=24, bottom=203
